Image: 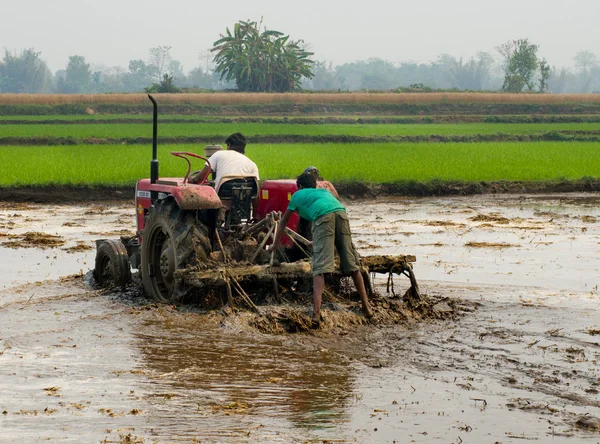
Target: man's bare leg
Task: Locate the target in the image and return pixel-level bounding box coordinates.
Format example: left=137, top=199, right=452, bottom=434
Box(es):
left=351, top=270, right=374, bottom=318
left=312, top=274, right=325, bottom=325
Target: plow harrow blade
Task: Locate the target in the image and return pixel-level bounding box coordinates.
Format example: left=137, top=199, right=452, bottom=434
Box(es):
left=177, top=254, right=421, bottom=308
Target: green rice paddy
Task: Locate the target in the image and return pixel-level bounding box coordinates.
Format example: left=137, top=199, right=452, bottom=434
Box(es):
left=0, top=107, right=598, bottom=190
left=0, top=122, right=598, bottom=138
left=0, top=142, right=598, bottom=186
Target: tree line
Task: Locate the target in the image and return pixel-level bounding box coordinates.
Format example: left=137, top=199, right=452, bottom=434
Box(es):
left=0, top=20, right=598, bottom=94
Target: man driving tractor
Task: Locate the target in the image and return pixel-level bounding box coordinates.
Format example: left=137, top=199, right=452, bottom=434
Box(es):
left=189, top=132, right=260, bottom=217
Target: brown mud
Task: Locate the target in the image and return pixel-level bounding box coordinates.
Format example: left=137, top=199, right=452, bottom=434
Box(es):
left=1, top=194, right=600, bottom=443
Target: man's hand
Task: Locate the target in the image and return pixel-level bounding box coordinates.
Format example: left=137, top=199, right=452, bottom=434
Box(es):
left=269, top=209, right=293, bottom=255
left=189, top=163, right=211, bottom=184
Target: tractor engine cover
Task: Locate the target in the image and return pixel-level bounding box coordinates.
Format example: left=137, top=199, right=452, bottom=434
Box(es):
left=170, top=186, right=222, bottom=210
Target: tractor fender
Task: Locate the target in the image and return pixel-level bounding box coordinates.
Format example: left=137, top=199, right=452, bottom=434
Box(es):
left=171, top=185, right=222, bottom=210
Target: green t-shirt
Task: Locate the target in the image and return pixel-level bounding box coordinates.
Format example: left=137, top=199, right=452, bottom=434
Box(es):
left=287, top=188, right=346, bottom=221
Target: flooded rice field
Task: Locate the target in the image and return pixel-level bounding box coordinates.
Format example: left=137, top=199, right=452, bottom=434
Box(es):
left=1, top=194, right=599, bottom=443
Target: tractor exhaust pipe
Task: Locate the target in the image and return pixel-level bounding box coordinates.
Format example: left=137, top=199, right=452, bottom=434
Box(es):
left=148, top=94, right=159, bottom=185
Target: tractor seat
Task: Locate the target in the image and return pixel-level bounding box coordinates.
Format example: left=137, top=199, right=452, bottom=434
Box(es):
left=218, top=178, right=258, bottom=227
left=217, top=177, right=258, bottom=200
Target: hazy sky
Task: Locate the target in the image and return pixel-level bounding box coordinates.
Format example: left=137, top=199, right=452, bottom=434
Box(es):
left=2, top=0, right=598, bottom=72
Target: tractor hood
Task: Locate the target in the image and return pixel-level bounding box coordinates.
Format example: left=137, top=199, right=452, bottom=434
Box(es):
left=137, top=179, right=223, bottom=210
left=170, top=185, right=222, bottom=210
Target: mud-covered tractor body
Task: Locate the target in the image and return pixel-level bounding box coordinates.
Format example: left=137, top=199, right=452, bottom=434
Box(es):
left=94, top=95, right=420, bottom=307
left=133, top=177, right=331, bottom=249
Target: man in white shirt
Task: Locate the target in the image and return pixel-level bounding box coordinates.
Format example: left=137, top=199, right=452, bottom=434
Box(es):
left=190, top=133, right=260, bottom=216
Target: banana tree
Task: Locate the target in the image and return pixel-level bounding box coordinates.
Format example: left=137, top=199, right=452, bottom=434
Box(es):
left=212, top=20, right=314, bottom=92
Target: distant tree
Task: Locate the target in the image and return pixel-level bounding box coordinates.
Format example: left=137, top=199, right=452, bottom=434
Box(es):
left=187, top=66, right=213, bottom=89
left=100, top=66, right=126, bottom=92
left=0, top=49, right=51, bottom=93
left=395, top=62, right=438, bottom=90
left=336, top=58, right=397, bottom=90
left=91, top=71, right=103, bottom=92
left=123, top=59, right=154, bottom=92
left=497, top=39, right=539, bottom=92
left=168, top=60, right=185, bottom=85
left=573, top=51, right=599, bottom=93
left=211, top=19, right=314, bottom=92
left=148, top=46, right=172, bottom=82
left=548, top=67, right=573, bottom=93
left=538, top=58, right=550, bottom=92
left=574, top=51, right=598, bottom=73
left=591, top=66, right=600, bottom=93
left=303, top=61, right=341, bottom=90
left=58, top=55, right=91, bottom=93
left=472, top=52, right=496, bottom=90
left=145, top=74, right=180, bottom=93
left=435, top=54, right=487, bottom=90
left=199, top=50, right=214, bottom=75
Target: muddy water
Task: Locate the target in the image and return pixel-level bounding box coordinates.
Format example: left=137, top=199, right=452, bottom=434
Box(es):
left=1, top=194, right=600, bottom=443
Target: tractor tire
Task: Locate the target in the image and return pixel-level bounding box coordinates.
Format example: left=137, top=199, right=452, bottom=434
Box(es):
left=94, top=239, right=132, bottom=288
left=141, top=197, right=211, bottom=303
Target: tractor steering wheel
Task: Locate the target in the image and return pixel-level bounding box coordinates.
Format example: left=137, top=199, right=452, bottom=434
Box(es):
left=170, top=151, right=211, bottom=185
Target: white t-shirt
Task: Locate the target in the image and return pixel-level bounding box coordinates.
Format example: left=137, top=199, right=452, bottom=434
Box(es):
left=208, top=150, right=260, bottom=192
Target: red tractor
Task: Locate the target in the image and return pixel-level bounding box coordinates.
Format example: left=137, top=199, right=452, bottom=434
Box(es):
left=94, top=95, right=419, bottom=307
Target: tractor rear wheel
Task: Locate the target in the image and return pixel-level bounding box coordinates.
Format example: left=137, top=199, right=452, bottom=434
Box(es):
left=141, top=198, right=212, bottom=303
left=94, top=239, right=131, bottom=288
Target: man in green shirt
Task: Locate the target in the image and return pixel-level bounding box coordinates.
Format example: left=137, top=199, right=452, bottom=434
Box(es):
left=269, top=172, right=374, bottom=326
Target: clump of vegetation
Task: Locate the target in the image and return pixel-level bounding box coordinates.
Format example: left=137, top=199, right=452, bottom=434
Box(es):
left=144, top=74, right=181, bottom=94
left=393, top=84, right=461, bottom=93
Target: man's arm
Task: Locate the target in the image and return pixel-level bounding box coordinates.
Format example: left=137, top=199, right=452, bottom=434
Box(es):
left=269, top=209, right=294, bottom=251
left=188, top=164, right=212, bottom=184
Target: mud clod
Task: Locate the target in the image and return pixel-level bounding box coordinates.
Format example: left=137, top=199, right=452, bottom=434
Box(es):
left=247, top=294, right=470, bottom=335
left=470, top=214, right=510, bottom=224
left=464, top=241, right=520, bottom=249
left=1, top=231, right=66, bottom=249
left=575, top=415, right=600, bottom=430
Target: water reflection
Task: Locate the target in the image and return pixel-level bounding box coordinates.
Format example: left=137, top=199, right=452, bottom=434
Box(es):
left=135, top=317, right=356, bottom=440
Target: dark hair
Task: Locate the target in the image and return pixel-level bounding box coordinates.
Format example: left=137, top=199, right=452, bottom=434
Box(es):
left=296, top=172, right=317, bottom=189
left=225, top=132, right=247, bottom=154
left=303, top=166, right=320, bottom=179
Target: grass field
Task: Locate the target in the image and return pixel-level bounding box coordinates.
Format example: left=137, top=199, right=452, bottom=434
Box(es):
left=1, top=142, right=598, bottom=186
left=0, top=93, right=598, bottom=192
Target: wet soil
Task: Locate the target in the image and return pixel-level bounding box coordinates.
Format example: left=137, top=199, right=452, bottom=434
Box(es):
left=1, top=193, right=600, bottom=443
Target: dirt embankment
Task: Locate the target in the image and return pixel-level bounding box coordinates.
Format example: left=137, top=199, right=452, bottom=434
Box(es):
left=4, top=115, right=600, bottom=125
left=4, top=179, right=600, bottom=204
left=3, top=102, right=600, bottom=117
left=2, top=131, right=600, bottom=146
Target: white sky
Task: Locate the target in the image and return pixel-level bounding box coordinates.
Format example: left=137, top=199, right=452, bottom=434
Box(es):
left=2, top=0, right=598, bottom=72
